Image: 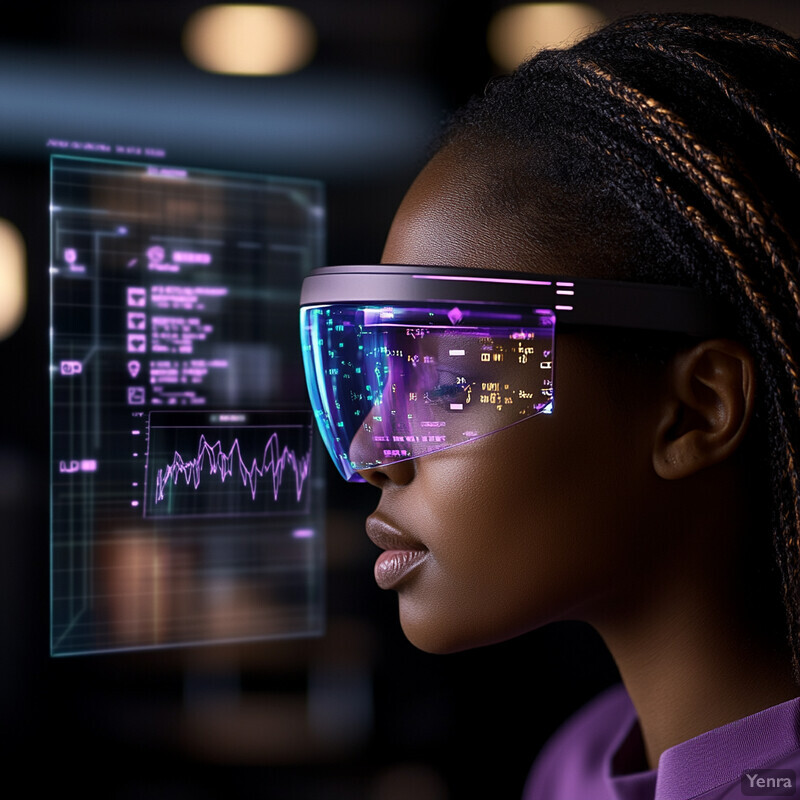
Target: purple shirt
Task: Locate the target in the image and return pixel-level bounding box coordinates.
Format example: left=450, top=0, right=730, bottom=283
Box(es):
left=523, top=683, right=800, bottom=799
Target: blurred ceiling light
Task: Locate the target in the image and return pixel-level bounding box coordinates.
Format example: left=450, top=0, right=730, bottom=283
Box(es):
left=0, top=219, right=26, bottom=340
left=488, top=3, right=607, bottom=71
left=183, top=4, right=316, bottom=76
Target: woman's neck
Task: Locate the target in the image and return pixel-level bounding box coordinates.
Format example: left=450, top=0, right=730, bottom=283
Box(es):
left=590, top=523, right=797, bottom=769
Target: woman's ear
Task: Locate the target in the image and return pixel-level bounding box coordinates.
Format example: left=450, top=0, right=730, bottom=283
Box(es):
left=653, top=339, right=756, bottom=480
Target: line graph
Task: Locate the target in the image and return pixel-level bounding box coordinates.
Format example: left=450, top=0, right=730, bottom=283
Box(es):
left=154, top=432, right=310, bottom=504
left=145, top=410, right=313, bottom=518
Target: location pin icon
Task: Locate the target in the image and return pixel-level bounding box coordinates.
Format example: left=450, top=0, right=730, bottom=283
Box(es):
left=128, top=360, right=141, bottom=378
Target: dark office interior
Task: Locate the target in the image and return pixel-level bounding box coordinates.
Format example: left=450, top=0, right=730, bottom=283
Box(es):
left=1, top=2, right=798, bottom=797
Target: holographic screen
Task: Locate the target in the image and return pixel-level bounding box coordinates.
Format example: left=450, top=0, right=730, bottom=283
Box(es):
left=50, top=155, right=325, bottom=655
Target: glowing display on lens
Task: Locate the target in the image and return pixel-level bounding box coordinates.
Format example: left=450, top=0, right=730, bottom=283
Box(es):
left=301, top=302, right=555, bottom=481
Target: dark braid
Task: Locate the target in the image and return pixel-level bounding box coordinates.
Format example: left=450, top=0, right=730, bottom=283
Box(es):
left=439, top=13, right=800, bottom=677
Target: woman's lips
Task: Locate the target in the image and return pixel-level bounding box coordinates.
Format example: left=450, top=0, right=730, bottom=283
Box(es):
left=366, top=516, right=428, bottom=590
left=374, top=549, right=429, bottom=590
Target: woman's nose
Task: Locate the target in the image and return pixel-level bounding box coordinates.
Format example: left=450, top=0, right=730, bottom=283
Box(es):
left=357, top=456, right=416, bottom=488
left=348, top=396, right=417, bottom=487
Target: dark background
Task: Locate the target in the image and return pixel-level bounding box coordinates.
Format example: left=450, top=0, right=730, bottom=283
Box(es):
left=1, top=2, right=798, bottom=798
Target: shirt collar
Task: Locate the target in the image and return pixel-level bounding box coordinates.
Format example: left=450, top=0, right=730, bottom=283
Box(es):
left=654, top=696, right=800, bottom=800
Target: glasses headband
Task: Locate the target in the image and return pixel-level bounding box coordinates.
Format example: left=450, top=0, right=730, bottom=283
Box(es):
left=300, top=264, right=723, bottom=336
left=299, top=265, right=723, bottom=481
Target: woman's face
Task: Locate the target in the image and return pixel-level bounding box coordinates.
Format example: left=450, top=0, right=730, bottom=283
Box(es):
left=358, top=145, right=668, bottom=654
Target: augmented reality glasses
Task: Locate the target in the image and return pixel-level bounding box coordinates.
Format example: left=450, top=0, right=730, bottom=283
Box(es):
left=299, top=265, right=720, bottom=482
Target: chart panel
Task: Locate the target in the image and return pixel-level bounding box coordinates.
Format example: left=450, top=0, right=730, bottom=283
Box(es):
left=50, top=155, right=325, bottom=655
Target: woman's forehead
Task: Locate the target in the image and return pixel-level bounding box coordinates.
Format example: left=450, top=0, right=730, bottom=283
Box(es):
left=380, top=144, right=631, bottom=281
left=381, top=146, right=558, bottom=274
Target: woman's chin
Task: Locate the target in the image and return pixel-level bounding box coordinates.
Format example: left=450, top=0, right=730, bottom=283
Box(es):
left=396, top=596, right=541, bottom=655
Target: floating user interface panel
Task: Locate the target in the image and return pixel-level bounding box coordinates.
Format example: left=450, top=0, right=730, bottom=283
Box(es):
left=50, top=155, right=325, bottom=656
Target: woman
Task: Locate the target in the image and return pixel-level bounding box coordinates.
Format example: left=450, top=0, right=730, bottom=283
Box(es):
left=301, top=12, right=800, bottom=798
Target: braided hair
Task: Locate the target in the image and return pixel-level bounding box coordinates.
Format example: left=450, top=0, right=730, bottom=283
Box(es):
left=437, top=13, right=800, bottom=676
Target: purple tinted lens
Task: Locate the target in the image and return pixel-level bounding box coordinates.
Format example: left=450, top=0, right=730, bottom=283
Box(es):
left=301, top=303, right=555, bottom=481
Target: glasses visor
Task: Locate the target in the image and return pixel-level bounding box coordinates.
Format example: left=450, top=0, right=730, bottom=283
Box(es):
left=301, top=301, right=555, bottom=481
